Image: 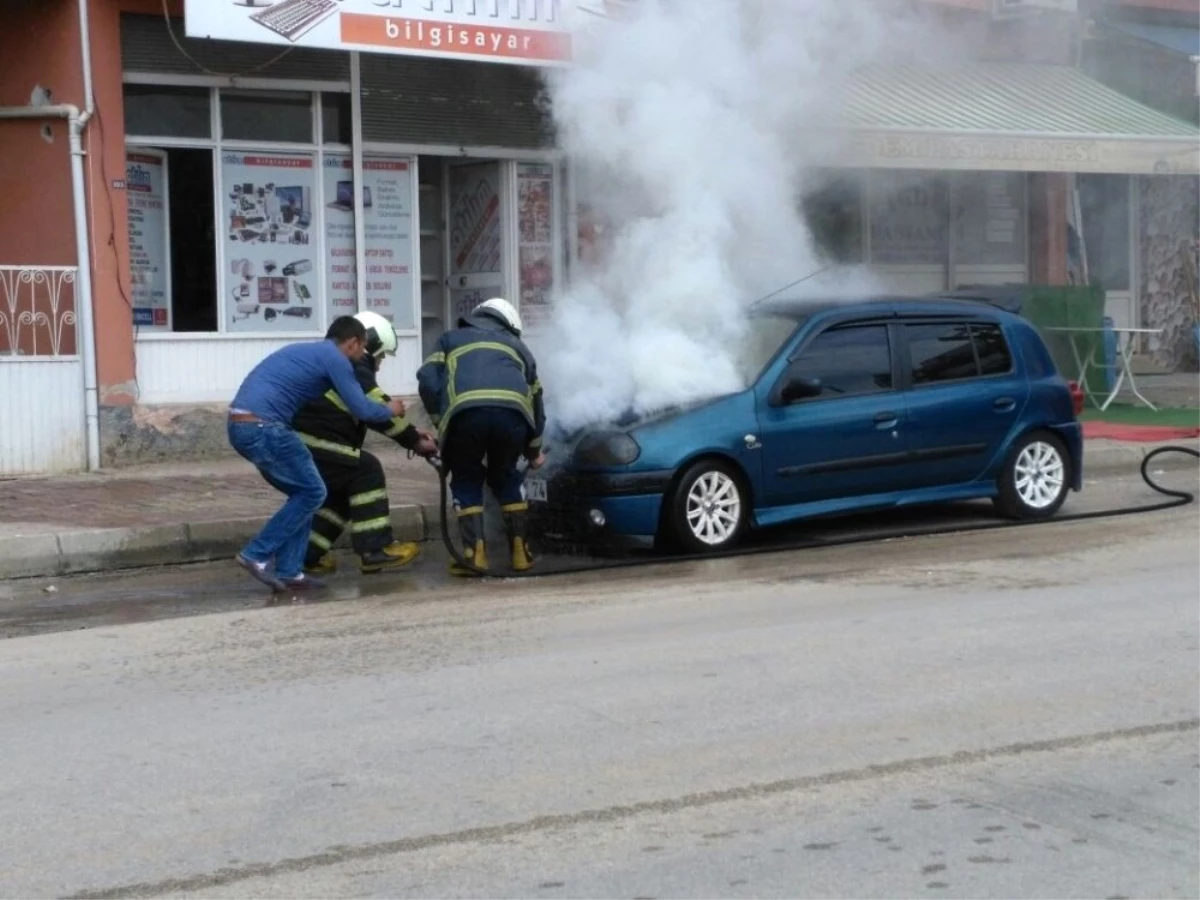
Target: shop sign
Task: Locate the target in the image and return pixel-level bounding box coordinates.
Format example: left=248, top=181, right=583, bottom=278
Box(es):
left=517, top=162, right=555, bottom=331
left=323, top=155, right=416, bottom=330
left=126, top=150, right=172, bottom=331
left=869, top=172, right=948, bottom=266
left=447, top=162, right=505, bottom=321
left=842, top=131, right=1200, bottom=176
left=222, top=152, right=321, bottom=334
left=184, top=0, right=580, bottom=67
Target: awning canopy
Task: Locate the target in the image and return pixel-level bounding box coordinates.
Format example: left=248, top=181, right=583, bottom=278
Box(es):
left=832, top=63, right=1199, bottom=176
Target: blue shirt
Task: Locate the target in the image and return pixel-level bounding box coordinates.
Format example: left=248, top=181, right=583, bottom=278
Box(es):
left=231, top=340, right=393, bottom=426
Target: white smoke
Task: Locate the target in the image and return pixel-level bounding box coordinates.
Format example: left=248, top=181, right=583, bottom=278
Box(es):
left=533, top=0, right=950, bottom=433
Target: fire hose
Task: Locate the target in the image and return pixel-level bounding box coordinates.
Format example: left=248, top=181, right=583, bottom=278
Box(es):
left=422, top=446, right=1199, bottom=580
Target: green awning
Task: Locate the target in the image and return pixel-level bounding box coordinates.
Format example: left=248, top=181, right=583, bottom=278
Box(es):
left=831, top=63, right=1199, bottom=176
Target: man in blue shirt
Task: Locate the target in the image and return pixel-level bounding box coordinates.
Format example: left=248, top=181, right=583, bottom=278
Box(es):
left=227, top=316, right=404, bottom=592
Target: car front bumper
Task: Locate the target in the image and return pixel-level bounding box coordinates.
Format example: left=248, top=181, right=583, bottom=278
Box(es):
left=525, top=469, right=673, bottom=551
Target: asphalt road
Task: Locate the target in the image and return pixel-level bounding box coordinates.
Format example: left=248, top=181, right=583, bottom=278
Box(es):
left=0, top=468, right=1196, bottom=898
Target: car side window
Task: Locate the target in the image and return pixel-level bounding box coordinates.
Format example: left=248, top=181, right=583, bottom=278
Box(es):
left=971, top=323, right=1014, bottom=375
left=904, top=321, right=1013, bottom=385
left=786, top=325, right=893, bottom=400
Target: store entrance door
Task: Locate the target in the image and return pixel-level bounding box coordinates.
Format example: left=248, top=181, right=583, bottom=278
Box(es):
left=446, top=160, right=507, bottom=325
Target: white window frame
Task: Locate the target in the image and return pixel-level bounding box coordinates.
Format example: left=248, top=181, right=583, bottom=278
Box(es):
left=123, top=76, right=352, bottom=341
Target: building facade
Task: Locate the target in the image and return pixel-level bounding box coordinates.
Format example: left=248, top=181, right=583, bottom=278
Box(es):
left=0, top=0, right=1196, bottom=475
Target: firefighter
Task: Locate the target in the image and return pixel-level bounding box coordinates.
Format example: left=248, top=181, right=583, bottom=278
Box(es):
left=417, top=298, right=546, bottom=576
left=294, top=311, right=439, bottom=576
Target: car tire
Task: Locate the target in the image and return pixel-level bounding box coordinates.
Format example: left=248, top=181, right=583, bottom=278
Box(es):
left=994, top=430, right=1071, bottom=520
left=664, top=459, right=749, bottom=554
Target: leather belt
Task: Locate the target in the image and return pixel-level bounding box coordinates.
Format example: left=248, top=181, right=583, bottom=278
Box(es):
left=228, top=412, right=263, bottom=424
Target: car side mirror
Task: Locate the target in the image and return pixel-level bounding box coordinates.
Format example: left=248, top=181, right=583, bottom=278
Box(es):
left=781, top=374, right=823, bottom=404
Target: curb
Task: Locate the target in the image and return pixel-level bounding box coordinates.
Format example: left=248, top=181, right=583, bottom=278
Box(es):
left=1, top=441, right=1194, bottom=582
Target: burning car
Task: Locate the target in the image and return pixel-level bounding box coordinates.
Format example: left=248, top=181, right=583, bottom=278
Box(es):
left=526, top=295, right=1085, bottom=555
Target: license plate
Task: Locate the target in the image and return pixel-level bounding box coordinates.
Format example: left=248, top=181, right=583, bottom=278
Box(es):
left=525, top=477, right=548, bottom=503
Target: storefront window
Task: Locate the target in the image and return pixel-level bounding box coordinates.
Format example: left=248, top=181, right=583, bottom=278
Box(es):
left=953, top=172, right=1026, bottom=267
left=800, top=173, right=864, bottom=264
left=321, top=94, right=352, bottom=146
left=124, top=86, right=355, bottom=336
left=868, top=171, right=949, bottom=266
left=123, top=85, right=210, bottom=139
left=220, top=89, right=313, bottom=144
left=1078, top=175, right=1131, bottom=292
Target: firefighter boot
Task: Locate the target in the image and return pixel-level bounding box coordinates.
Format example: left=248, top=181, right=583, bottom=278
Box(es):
left=360, top=541, right=422, bottom=574
left=503, top=504, right=534, bottom=572
left=449, top=509, right=488, bottom=577
left=304, top=552, right=337, bottom=576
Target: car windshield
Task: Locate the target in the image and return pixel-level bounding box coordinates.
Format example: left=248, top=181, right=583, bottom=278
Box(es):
left=735, top=313, right=805, bottom=384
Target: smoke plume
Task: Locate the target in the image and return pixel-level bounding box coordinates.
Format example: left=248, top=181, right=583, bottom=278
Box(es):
left=534, top=0, right=948, bottom=433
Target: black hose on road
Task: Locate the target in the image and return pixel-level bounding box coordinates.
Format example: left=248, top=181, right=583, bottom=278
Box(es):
left=425, top=446, right=1199, bottom=580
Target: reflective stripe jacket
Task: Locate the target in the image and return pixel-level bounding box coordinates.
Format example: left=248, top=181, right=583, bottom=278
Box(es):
left=416, top=313, right=545, bottom=457
left=291, top=355, right=419, bottom=467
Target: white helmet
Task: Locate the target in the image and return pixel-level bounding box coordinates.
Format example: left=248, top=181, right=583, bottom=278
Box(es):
left=354, top=310, right=397, bottom=358
left=474, top=297, right=523, bottom=335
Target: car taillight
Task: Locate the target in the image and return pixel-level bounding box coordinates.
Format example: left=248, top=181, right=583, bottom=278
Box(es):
left=1067, top=380, right=1085, bottom=416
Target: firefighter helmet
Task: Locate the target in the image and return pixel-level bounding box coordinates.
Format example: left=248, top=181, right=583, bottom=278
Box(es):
left=354, top=310, right=397, bottom=358
left=474, top=297, right=523, bottom=335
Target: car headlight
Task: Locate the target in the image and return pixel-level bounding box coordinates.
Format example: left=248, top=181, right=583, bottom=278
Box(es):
left=573, top=431, right=641, bottom=467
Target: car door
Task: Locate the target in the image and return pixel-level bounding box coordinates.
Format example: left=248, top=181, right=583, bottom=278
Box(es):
left=898, top=318, right=1030, bottom=487
left=755, top=321, right=912, bottom=509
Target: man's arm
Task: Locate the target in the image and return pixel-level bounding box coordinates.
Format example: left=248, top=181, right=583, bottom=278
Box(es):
left=320, top=343, right=395, bottom=424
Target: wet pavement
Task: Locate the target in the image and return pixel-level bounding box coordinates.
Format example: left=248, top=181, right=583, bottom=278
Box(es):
left=0, top=469, right=1195, bottom=898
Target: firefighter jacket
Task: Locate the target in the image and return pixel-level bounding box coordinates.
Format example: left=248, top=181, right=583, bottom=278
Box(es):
left=416, top=312, right=545, bottom=458
left=292, top=355, right=419, bottom=467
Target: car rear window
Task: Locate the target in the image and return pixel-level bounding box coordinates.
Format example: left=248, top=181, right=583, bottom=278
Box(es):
left=904, top=321, right=1012, bottom=385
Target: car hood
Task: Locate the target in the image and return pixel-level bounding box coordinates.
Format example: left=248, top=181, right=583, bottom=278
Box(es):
left=554, top=395, right=728, bottom=445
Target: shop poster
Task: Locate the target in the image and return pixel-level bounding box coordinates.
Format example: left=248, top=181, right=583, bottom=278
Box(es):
left=222, top=152, right=320, bottom=333
left=125, top=150, right=171, bottom=331
left=517, top=162, right=556, bottom=332
left=323, top=155, right=416, bottom=331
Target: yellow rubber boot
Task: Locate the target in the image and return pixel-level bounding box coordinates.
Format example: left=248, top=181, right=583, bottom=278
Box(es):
left=360, top=541, right=422, bottom=574
left=449, top=508, right=488, bottom=577
left=503, top=503, right=535, bottom=572
left=304, top=552, right=337, bottom=575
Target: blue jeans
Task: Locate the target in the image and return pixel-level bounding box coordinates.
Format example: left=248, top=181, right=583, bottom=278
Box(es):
left=228, top=420, right=327, bottom=579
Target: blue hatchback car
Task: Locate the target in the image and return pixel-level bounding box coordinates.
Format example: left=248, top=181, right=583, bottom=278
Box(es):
left=527, top=296, right=1085, bottom=554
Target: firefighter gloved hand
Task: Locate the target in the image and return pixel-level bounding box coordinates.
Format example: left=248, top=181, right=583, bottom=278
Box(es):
left=386, top=397, right=406, bottom=417
left=413, top=432, right=439, bottom=458
left=527, top=452, right=547, bottom=471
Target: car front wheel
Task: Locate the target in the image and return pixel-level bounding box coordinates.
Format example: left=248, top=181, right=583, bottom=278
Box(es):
left=665, top=460, right=749, bottom=553
left=994, top=430, right=1070, bottom=520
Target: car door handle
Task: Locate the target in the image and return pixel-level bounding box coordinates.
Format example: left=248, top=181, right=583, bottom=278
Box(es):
left=993, top=397, right=1016, bottom=412
left=874, top=411, right=899, bottom=429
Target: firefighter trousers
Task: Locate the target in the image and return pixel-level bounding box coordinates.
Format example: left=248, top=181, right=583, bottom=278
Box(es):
left=304, top=449, right=395, bottom=565
left=442, top=407, right=530, bottom=514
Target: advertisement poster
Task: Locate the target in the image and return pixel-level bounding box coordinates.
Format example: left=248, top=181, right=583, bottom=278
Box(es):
left=184, top=0, right=576, bottom=67
left=222, top=152, right=320, bottom=333
left=449, top=163, right=502, bottom=277
left=323, top=154, right=416, bottom=331
left=126, top=150, right=171, bottom=331
left=517, top=162, right=556, bottom=332
left=448, top=162, right=505, bottom=323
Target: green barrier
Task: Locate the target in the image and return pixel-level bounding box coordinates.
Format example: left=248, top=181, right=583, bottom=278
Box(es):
left=1020, top=285, right=1106, bottom=386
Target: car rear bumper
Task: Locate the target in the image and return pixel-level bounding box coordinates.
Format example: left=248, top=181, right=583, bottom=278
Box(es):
left=1050, top=420, right=1084, bottom=490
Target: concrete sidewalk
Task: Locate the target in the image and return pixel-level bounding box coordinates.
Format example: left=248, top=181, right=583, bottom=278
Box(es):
left=0, top=436, right=1196, bottom=580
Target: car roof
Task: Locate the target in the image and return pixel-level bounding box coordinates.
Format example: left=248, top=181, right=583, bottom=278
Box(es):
left=752, top=293, right=1018, bottom=321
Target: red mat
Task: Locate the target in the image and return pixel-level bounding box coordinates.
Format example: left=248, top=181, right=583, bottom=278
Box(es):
left=1083, top=420, right=1200, bottom=442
